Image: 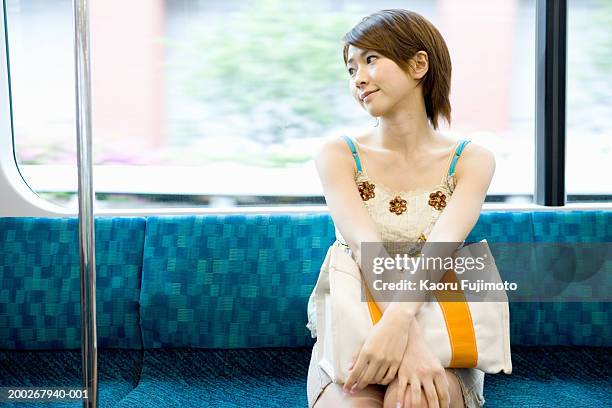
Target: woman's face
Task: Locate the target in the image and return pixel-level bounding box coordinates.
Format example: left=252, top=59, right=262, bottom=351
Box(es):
left=345, top=45, right=425, bottom=118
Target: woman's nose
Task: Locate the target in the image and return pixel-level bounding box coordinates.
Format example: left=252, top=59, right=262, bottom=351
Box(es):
left=354, top=67, right=369, bottom=85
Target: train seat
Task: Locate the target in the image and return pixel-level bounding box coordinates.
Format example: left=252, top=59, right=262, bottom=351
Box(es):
left=0, top=211, right=610, bottom=407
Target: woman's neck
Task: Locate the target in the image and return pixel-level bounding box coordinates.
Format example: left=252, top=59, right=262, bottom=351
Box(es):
left=375, top=114, right=438, bottom=159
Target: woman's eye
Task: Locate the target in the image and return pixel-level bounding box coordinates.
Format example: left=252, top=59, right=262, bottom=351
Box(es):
left=347, top=56, right=376, bottom=75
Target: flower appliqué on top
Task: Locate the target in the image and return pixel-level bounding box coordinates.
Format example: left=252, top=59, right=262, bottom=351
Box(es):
left=357, top=181, right=375, bottom=201
left=428, top=190, right=447, bottom=211
left=389, top=196, right=407, bottom=215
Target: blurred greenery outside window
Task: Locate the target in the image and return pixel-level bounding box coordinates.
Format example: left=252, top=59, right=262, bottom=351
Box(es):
left=566, top=0, right=612, bottom=202
left=6, top=0, right=611, bottom=209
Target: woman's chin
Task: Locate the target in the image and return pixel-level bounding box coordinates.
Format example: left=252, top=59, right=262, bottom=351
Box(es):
left=362, top=98, right=388, bottom=115
left=364, top=106, right=385, bottom=117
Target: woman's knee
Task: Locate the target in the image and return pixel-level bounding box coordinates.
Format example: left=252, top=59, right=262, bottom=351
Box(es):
left=383, top=378, right=431, bottom=408
left=382, top=369, right=465, bottom=408
left=316, top=382, right=385, bottom=408
left=383, top=378, right=417, bottom=408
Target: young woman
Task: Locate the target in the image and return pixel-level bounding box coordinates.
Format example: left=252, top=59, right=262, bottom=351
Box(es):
left=306, top=9, right=495, bottom=408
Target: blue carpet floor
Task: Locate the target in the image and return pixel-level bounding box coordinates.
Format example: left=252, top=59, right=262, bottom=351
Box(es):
left=0, top=346, right=609, bottom=407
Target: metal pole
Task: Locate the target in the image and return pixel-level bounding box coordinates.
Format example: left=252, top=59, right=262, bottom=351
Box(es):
left=72, top=0, right=98, bottom=406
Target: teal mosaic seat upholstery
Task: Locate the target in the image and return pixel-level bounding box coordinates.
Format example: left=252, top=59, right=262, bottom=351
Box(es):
left=530, top=211, right=610, bottom=346
left=140, top=214, right=335, bottom=349
left=138, top=211, right=610, bottom=349
left=0, top=217, right=145, bottom=349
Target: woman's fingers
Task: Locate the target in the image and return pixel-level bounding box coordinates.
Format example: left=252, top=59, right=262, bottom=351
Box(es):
left=396, top=375, right=409, bottom=408
left=433, top=373, right=451, bottom=408
left=423, top=379, right=440, bottom=408
left=343, top=343, right=366, bottom=392
left=381, top=363, right=399, bottom=385
left=410, top=377, right=422, bottom=407
left=355, top=359, right=380, bottom=390
left=343, top=357, right=363, bottom=392
left=373, top=363, right=389, bottom=385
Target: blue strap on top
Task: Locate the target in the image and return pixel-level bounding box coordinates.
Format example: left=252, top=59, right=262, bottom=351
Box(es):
left=448, top=140, right=471, bottom=176
left=342, top=135, right=469, bottom=176
left=342, top=135, right=363, bottom=173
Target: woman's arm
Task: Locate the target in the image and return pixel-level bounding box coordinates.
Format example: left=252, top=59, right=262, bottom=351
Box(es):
left=384, top=143, right=497, bottom=323
left=315, top=138, right=402, bottom=314
left=314, top=137, right=382, bottom=265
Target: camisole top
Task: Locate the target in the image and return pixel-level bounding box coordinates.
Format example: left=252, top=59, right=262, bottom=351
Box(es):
left=335, top=135, right=471, bottom=245
left=306, top=135, right=471, bottom=338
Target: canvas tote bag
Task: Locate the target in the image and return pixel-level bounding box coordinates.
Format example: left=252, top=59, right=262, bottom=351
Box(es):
left=307, top=239, right=512, bottom=384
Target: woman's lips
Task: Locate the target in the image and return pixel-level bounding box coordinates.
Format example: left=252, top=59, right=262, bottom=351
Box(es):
left=363, top=90, right=379, bottom=102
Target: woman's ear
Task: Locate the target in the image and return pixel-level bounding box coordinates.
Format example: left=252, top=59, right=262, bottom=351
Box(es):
left=409, top=51, right=429, bottom=80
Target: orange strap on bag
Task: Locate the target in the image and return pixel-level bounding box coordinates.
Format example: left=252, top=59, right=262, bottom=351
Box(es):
left=365, top=269, right=478, bottom=368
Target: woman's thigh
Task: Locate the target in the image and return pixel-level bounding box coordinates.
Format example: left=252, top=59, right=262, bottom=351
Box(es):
left=315, top=382, right=387, bottom=408
left=382, top=368, right=465, bottom=408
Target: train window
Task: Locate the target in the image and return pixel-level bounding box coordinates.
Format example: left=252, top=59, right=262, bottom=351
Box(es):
left=7, top=0, right=537, bottom=209
left=566, top=0, right=612, bottom=203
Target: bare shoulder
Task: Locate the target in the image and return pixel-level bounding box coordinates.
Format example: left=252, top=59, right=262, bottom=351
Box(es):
left=456, top=141, right=496, bottom=179
left=314, top=136, right=359, bottom=177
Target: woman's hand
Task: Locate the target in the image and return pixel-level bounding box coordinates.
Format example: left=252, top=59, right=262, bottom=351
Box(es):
left=342, top=310, right=414, bottom=394
left=395, top=321, right=450, bottom=408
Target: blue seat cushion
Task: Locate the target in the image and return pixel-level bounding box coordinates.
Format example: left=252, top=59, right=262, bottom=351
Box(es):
left=0, top=217, right=145, bottom=349
left=140, top=215, right=335, bottom=348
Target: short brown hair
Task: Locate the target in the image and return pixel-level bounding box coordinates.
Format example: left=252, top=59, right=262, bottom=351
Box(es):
left=343, top=9, right=452, bottom=130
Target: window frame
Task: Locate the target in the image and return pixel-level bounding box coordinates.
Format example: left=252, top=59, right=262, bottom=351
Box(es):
left=535, top=0, right=567, bottom=206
